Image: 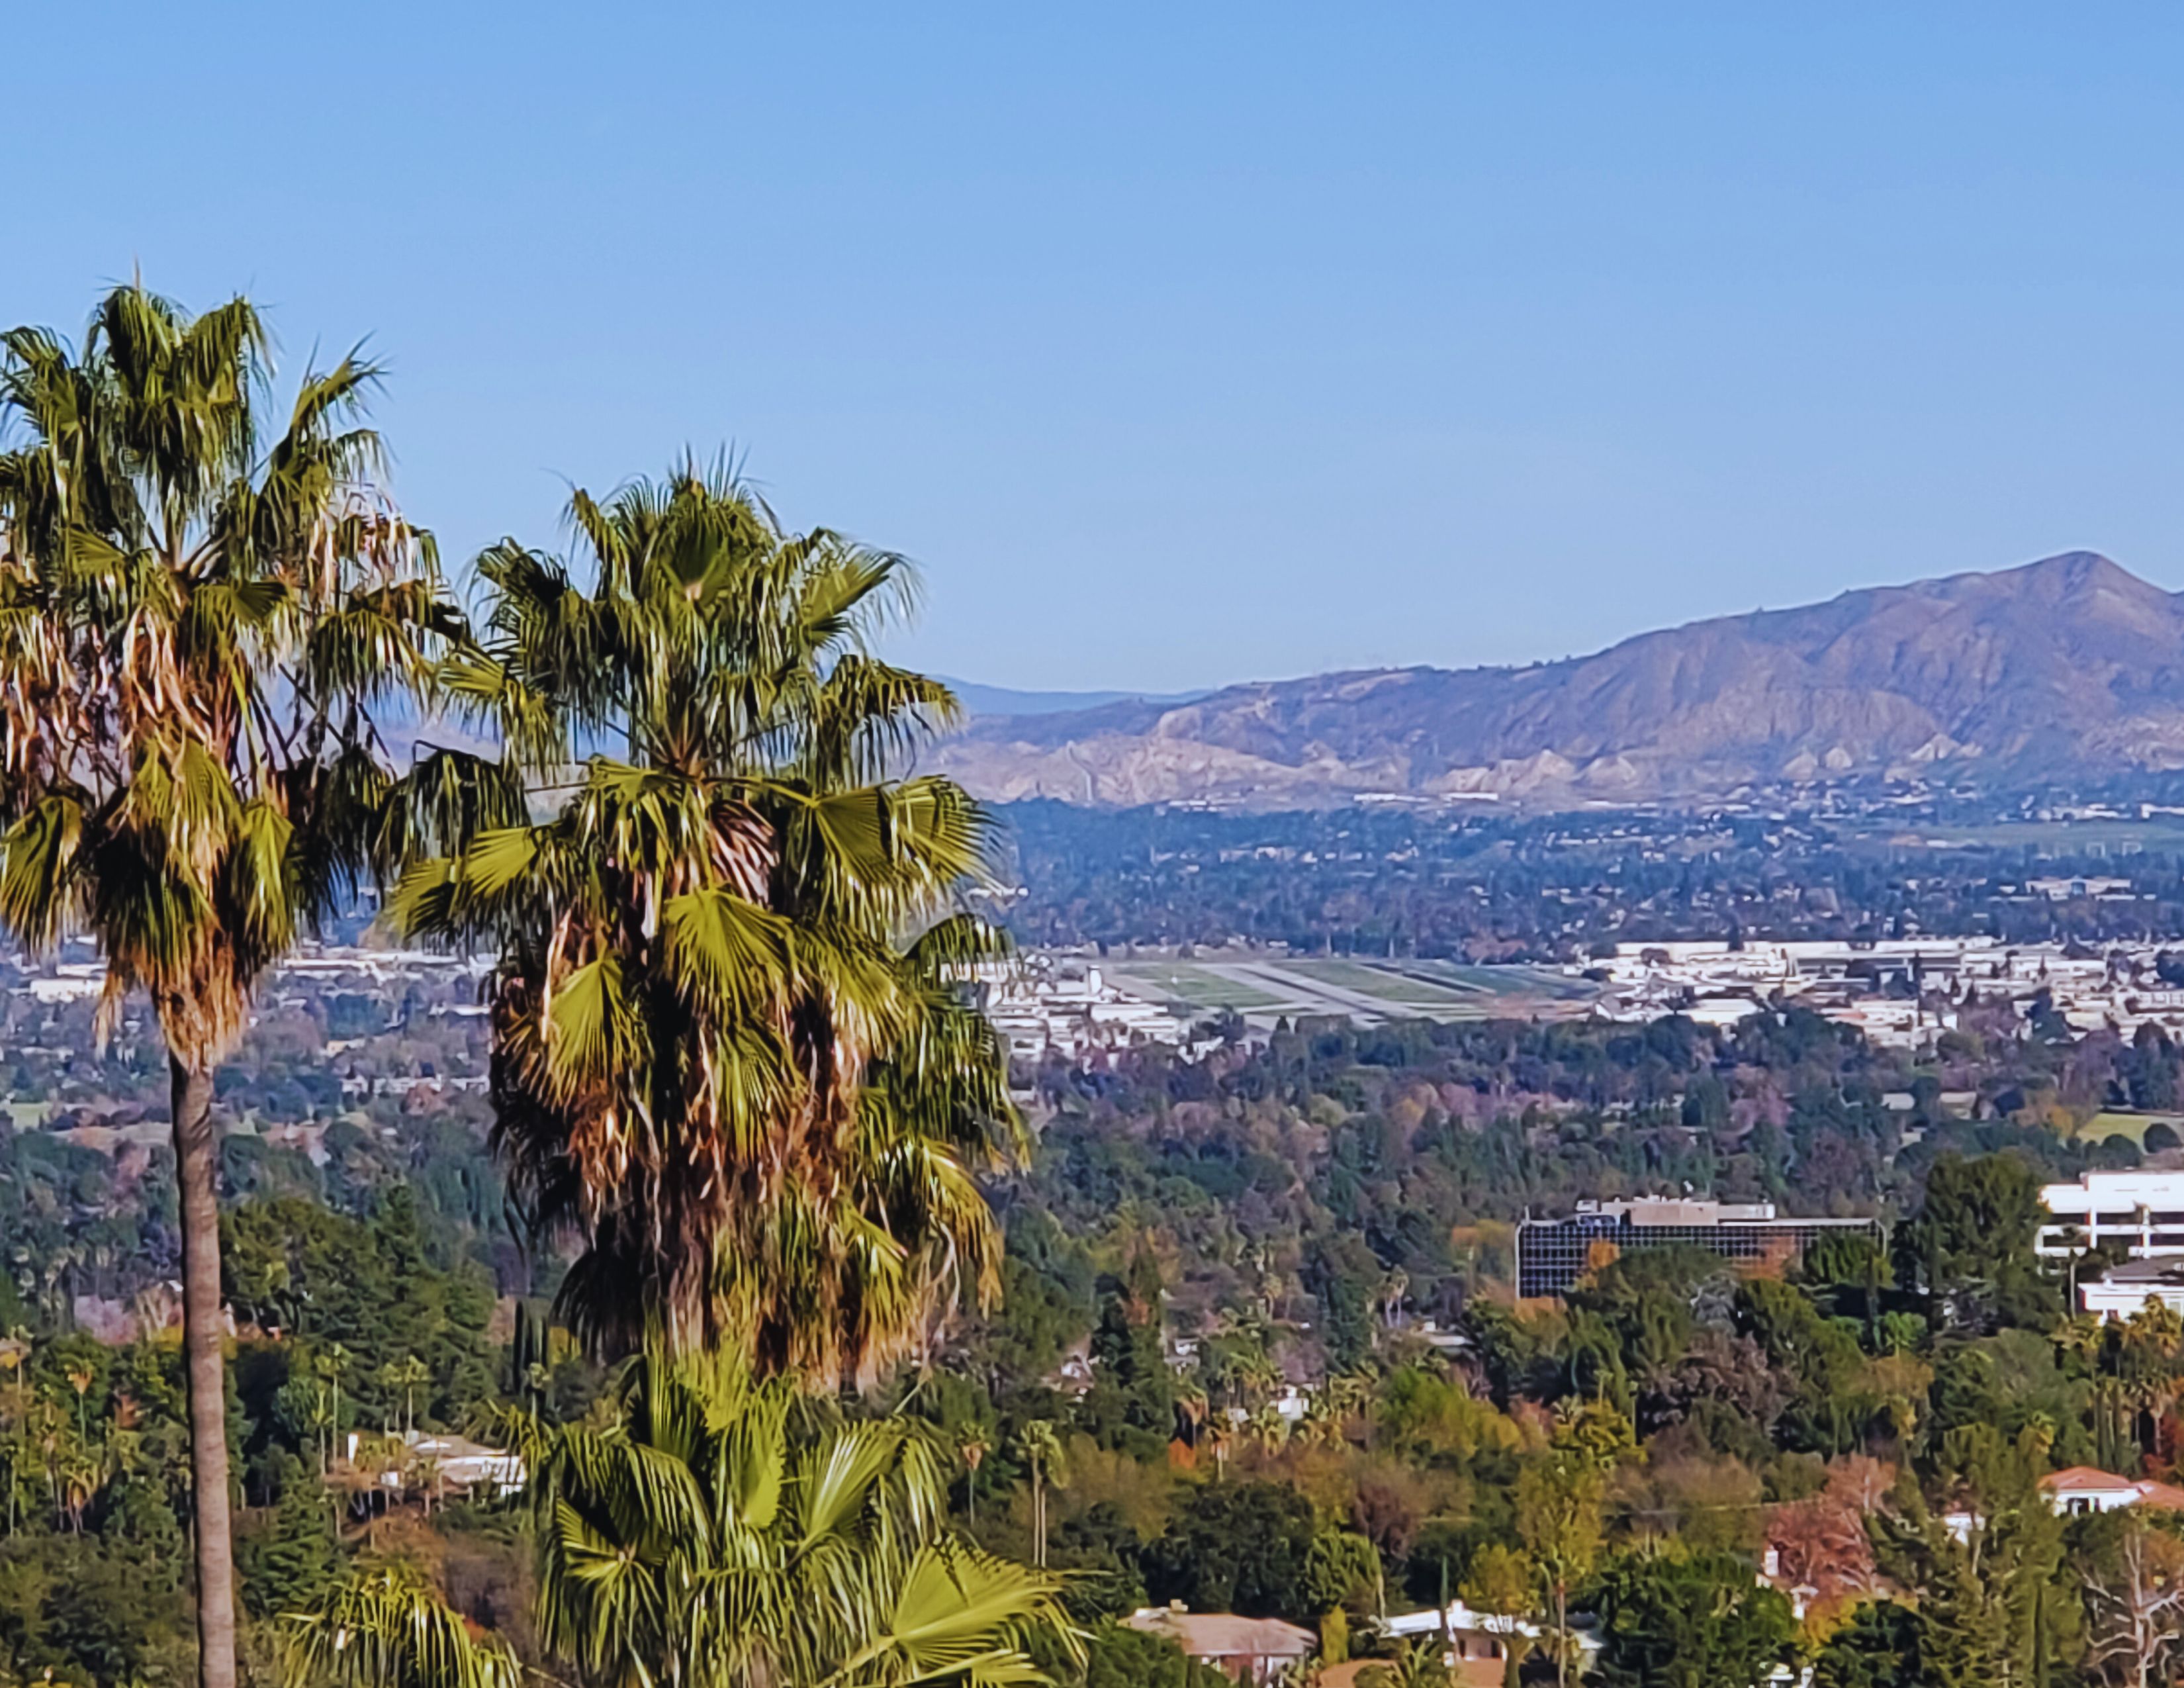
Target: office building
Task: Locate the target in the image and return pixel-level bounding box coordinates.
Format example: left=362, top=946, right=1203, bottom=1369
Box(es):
left=1516, top=1197, right=1882, bottom=1298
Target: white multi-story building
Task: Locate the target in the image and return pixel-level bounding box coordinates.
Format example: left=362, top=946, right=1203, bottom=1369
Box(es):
left=2038, top=1170, right=2184, bottom=1260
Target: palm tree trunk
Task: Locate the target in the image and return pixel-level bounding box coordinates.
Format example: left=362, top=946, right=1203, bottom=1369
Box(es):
left=173, top=1054, right=237, bottom=1688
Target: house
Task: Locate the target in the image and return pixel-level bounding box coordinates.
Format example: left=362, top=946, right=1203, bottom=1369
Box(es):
left=2042, top=1466, right=2184, bottom=1517
left=354, top=1431, right=526, bottom=1499
left=2078, top=1257, right=2184, bottom=1321
left=408, top=1432, right=525, bottom=1497
left=1122, top=1605, right=1315, bottom=1685
left=1377, top=1600, right=1551, bottom=1685
left=1944, top=1466, right=2184, bottom=1538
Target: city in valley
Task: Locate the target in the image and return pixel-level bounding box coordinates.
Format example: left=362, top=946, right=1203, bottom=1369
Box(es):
left=21, top=15, right=2184, bottom=1688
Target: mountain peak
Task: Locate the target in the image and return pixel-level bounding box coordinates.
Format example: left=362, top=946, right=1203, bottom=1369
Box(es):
left=2004, top=550, right=2163, bottom=601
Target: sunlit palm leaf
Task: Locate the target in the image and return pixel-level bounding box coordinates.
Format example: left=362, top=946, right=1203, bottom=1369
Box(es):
left=281, top=1568, right=518, bottom=1688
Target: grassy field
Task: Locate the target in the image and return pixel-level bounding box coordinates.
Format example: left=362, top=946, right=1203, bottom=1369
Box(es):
left=1109, top=964, right=1285, bottom=1009
left=2075, top=1111, right=2183, bottom=1147
left=1863, top=818, right=2184, bottom=851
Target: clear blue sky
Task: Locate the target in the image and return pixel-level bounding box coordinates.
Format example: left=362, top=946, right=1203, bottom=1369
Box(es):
left=13, top=4, right=2184, bottom=692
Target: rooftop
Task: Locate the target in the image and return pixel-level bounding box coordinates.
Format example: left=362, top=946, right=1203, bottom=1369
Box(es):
left=1122, top=1607, right=1316, bottom=1661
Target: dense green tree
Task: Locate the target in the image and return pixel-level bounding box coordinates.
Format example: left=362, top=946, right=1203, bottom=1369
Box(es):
left=1590, top=1547, right=1797, bottom=1688
left=1085, top=1258, right=1174, bottom=1455
left=236, top=1483, right=338, bottom=1622
left=1897, top=1153, right=2058, bottom=1334
left=1305, top=1526, right=1384, bottom=1617
left=1307, top=1235, right=1382, bottom=1370
left=1809, top=1599, right=1925, bottom=1688
left=1142, top=1481, right=1320, bottom=1618
left=224, top=1196, right=493, bottom=1446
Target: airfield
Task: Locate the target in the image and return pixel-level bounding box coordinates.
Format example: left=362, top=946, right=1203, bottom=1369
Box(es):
left=1103, top=953, right=1599, bottom=1026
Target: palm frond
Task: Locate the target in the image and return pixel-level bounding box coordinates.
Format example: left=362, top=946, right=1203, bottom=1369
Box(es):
left=281, top=1568, right=519, bottom=1688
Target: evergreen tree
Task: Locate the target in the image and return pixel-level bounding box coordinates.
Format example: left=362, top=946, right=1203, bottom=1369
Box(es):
left=1898, top=1154, right=2058, bottom=1334
left=1811, top=1600, right=1925, bottom=1688
left=238, top=1483, right=338, bottom=1622
left=1590, top=1547, right=1797, bottom=1688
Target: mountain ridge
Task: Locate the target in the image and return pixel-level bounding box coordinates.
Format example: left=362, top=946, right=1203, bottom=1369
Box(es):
left=931, top=551, right=2184, bottom=808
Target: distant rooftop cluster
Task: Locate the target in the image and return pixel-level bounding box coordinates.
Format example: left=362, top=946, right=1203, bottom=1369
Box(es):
left=967, top=958, right=1215, bottom=1064
left=1584, top=935, right=2184, bottom=1052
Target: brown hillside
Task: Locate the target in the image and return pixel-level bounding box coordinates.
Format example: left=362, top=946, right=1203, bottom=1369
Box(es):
left=932, top=552, right=2184, bottom=807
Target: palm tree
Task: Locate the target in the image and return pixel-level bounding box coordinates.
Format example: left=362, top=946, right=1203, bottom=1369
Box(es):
left=300, top=1383, right=336, bottom=1477
left=2095, top=1374, right=2129, bottom=1472
left=377, top=1354, right=428, bottom=1432
left=64, top=1362, right=93, bottom=1446
left=505, top=1349, right=1070, bottom=1687
left=1207, top=1416, right=1234, bottom=1483
left=2058, top=1313, right=2106, bottom=1374
left=1323, top=1372, right=1372, bottom=1440
left=0, top=1332, right=28, bottom=1427
left=1234, top=1347, right=1281, bottom=1411
left=1174, top=1381, right=1210, bottom=1450
left=0, top=284, right=452, bottom=1688
left=522, top=1362, right=551, bottom=1418
left=283, top=1566, right=518, bottom=1688
left=1248, top=1401, right=1291, bottom=1456
left=289, top=1360, right=1074, bottom=1688
left=387, top=462, right=1015, bottom=1383
left=957, top=1426, right=990, bottom=1527
left=392, top=1354, right=428, bottom=1439
left=1299, top=1394, right=1345, bottom=1451
left=0, top=1424, right=24, bottom=1537
left=317, top=1344, right=352, bottom=1468
left=1017, top=1418, right=1065, bottom=1570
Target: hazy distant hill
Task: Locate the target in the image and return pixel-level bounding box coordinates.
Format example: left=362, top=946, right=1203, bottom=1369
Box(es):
left=938, top=678, right=1207, bottom=717
left=933, top=551, right=2184, bottom=808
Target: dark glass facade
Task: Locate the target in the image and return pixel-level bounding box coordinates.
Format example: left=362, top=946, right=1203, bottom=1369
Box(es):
left=1516, top=1212, right=1884, bottom=1297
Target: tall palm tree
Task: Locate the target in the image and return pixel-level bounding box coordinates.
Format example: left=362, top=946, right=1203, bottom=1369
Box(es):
left=388, top=462, right=1016, bottom=1383
left=0, top=284, right=453, bottom=1688
left=1015, top=1419, right=1064, bottom=1570
left=1206, top=1416, right=1234, bottom=1483
left=957, top=1427, right=989, bottom=1528
left=316, top=1344, right=353, bottom=1467
left=393, top=1354, right=428, bottom=1438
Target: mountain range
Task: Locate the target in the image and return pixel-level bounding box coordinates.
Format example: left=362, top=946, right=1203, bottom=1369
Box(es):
left=931, top=551, right=2184, bottom=809
left=935, top=679, right=1207, bottom=718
